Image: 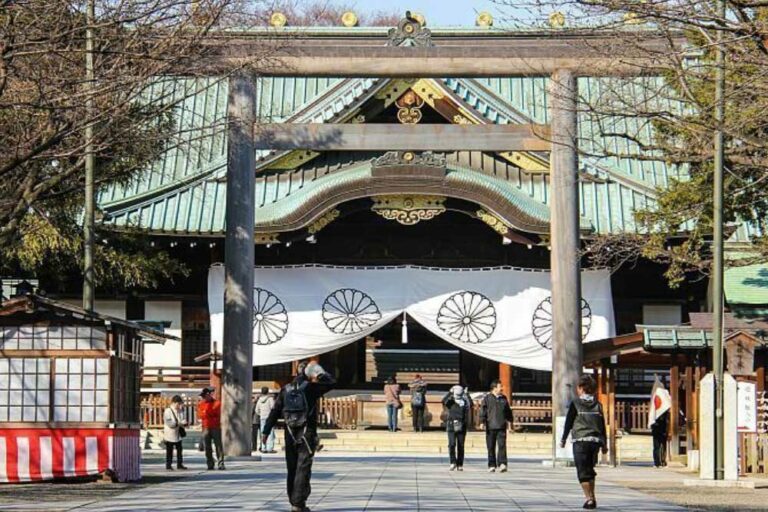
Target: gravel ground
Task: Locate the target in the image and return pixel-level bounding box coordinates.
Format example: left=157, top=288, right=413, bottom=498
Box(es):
left=600, top=463, right=768, bottom=512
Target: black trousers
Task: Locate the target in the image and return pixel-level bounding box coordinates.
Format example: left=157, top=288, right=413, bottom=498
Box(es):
left=203, top=428, right=223, bottom=468
left=285, top=429, right=317, bottom=508
left=165, top=441, right=183, bottom=468
left=447, top=430, right=466, bottom=466
left=572, top=441, right=601, bottom=483
left=412, top=406, right=425, bottom=432
left=652, top=434, right=667, bottom=467
left=486, top=428, right=507, bottom=467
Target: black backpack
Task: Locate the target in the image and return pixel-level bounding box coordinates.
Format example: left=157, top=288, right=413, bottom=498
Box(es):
left=411, top=389, right=425, bottom=408
left=283, top=380, right=309, bottom=430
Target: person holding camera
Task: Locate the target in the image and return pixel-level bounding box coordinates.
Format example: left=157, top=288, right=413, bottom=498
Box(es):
left=262, top=361, right=336, bottom=512
left=163, top=395, right=188, bottom=471
left=560, top=375, right=608, bottom=510
left=442, top=384, right=471, bottom=471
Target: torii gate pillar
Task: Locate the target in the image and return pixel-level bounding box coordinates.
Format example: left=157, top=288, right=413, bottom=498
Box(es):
left=549, top=69, right=583, bottom=459
left=222, top=72, right=256, bottom=457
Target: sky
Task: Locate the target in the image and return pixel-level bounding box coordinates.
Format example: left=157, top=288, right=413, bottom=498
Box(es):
left=348, top=0, right=531, bottom=27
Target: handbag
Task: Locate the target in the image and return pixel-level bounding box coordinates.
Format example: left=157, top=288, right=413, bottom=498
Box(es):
left=171, top=409, right=187, bottom=438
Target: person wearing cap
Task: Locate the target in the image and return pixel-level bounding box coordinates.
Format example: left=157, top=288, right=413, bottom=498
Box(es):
left=442, top=384, right=471, bottom=471
left=197, top=387, right=224, bottom=470
left=163, top=395, right=187, bottom=470
left=254, top=386, right=276, bottom=453
left=262, top=360, right=336, bottom=512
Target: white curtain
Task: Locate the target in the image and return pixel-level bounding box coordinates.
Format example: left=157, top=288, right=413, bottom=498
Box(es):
left=208, top=264, right=615, bottom=372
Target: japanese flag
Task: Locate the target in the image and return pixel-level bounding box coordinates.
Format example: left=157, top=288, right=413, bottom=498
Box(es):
left=648, top=376, right=672, bottom=428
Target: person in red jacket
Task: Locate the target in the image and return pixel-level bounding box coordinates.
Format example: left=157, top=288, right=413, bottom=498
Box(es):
left=197, top=387, right=225, bottom=470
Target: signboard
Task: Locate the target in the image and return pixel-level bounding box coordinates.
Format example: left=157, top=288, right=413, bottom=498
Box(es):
left=725, top=336, right=757, bottom=376
left=737, top=381, right=757, bottom=433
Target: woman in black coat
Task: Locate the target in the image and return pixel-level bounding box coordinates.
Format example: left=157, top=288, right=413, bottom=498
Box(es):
left=442, top=385, right=471, bottom=471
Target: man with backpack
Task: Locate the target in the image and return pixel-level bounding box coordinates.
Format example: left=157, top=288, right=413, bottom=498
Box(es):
left=262, top=361, right=336, bottom=512
left=408, top=375, right=428, bottom=432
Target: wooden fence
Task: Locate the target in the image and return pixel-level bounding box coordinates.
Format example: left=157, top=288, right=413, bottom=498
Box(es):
left=318, top=396, right=359, bottom=429
left=140, top=393, right=652, bottom=432
left=141, top=395, right=199, bottom=428
left=616, top=400, right=651, bottom=433
left=740, top=433, right=768, bottom=475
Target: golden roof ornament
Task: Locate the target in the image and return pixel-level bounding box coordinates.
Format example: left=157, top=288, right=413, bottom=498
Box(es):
left=341, top=11, right=359, bottom=27
left=476, top=12, right=493, bottom=27
left=548, top=11, right=566, bottom=28
left=270, top=12, right=287, bottom=27
left=388, top=11, right=433, bottom=47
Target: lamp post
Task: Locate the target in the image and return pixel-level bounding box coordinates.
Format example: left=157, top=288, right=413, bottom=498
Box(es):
left=82, top=0, right=96, bottom=312
left=711, top=0, right=727, bottom=481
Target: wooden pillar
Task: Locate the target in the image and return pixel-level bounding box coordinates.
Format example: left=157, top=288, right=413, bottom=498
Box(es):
left=757, top=365, right=765, bottom=394
left=607, top=367, right=617, bottom=466
left=549, top=69, right=582, bottom=460
left=499, top=363, right=513, bottom=401
left=222, top=71, right=256, bottom=457
left=684, top=365, right=695, bottom=452
left=670, top=365, right=680, bottom=458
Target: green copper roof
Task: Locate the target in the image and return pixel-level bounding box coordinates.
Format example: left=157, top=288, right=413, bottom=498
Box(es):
left=98, top=74, right=756, bottom=239
left=725, top=264, right=768, bottom=305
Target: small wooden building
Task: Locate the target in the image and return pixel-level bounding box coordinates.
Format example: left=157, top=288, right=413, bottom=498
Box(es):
left=585, top=313, right=768, bottom=467
left=0, top=294, right=172, bottom=483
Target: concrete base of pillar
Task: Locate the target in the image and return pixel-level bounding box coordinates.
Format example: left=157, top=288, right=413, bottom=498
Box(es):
left=541, top=459, right=575, bottom=468
left=683, top=479, right=754, bottom=489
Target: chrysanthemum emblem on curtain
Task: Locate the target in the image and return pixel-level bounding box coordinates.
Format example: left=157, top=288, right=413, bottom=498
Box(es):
left=322, top=289, right=382, bottom=334
left=436, top=291, right=497, bottom=344
left=252, top=288, right=289, bottom=345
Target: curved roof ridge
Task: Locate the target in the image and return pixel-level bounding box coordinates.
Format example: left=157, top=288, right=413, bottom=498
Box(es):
left=447, top=77, right=659, bottom=196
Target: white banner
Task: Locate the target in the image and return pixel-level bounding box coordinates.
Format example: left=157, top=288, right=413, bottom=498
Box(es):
left=208, top=264, right=615, bottom=371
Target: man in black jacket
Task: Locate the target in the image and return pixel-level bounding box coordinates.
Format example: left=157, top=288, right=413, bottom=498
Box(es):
left=262, top=361, right=336, bottom=512
left=479, top=379, right=513, bottom=472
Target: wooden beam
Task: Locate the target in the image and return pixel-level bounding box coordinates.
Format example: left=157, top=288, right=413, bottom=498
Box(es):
left=254, top=123, right=551, bottom=151
left=205, top=30, right=678, bottom=77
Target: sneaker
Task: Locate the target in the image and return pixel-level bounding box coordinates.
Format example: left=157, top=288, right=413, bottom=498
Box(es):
left=177, top=465, right=188, bottom=470
left=207, top=466, right=214, bottom=471
left=583, top=499, right=596, bottom=509
left=488, top=467, right=496, bottom=473
left=457, top=466, right=464, bottom=472
left=499, top=464, right=507, bottom=473
left=165, top=466, right=174, bottom=471
left=449, top=464, right=457, bottom=471
left=218, top=462, right=226, bottom=470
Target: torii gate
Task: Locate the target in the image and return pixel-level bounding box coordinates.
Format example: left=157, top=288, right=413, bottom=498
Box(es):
left=219, top=15, right=668, bottom=457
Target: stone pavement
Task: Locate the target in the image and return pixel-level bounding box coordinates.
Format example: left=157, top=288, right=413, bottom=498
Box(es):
left=2, top=453, right=686, bottom=511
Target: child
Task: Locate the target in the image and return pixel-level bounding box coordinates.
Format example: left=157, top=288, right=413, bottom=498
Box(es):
left=560, top=375, right=608, bottom=509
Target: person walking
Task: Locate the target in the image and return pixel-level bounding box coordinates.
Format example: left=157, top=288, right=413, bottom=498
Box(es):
left=409, top=375, right=428, bottom=433
left=560, top=375, right=608, bottom=510
left=442, top=384, right=471, bottom=471
left=255, top=386, right=276, bottom=453
left=479, top=379, right=512, bottom=473
left=262, top=361, right=336, bottom=512
left=197, top=387, right=225, bottom=470
left=383, top=376, right=402, bottom=432
left=163, top=395, right=187, bottom=471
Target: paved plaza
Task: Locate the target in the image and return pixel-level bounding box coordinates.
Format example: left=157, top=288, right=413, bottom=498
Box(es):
left=0, top=453, right=689, bottom=511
